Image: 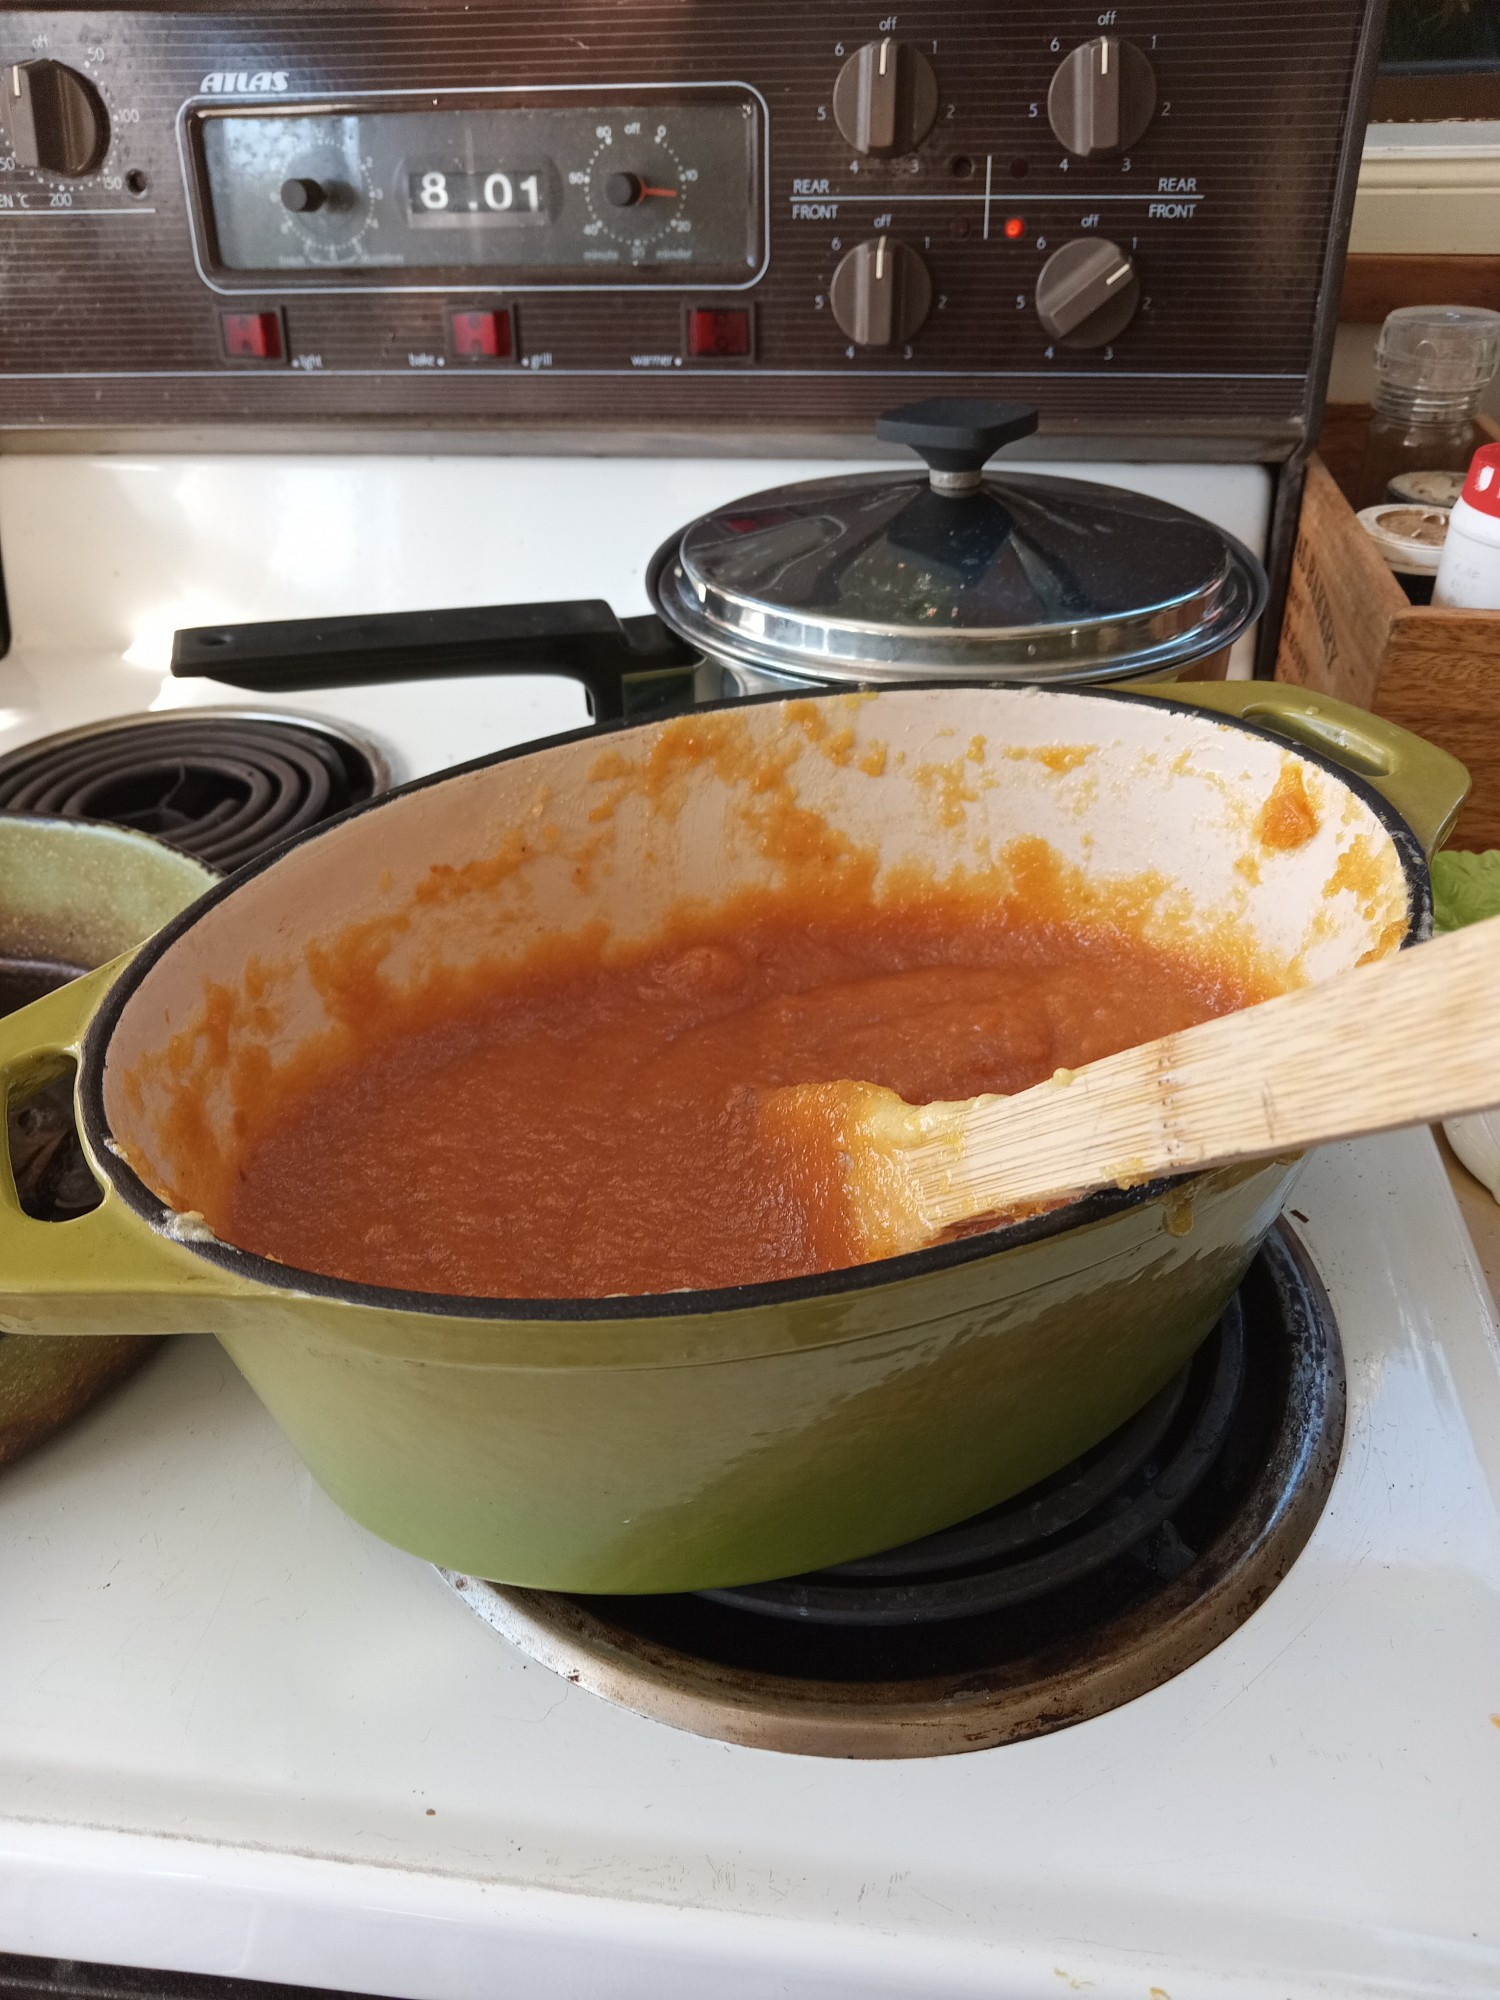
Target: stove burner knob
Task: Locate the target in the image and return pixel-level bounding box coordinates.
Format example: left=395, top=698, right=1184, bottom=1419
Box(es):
left=1035, top=237, right=1140, bottom=348
left=6, top=59, right=109, bottom=177
left=280, top=176, right=329, bottom=214
left=828, top=236, right=932, bottom=348
left=832, top=38, right=939, bottom=157
left=1047, top=37, right=1156, bottom=158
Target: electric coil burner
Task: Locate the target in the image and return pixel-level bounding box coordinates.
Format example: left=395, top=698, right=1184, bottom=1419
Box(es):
left=0, top=711, right=387, bottom=873
left=447, top=1223, right=1344, bottom=1758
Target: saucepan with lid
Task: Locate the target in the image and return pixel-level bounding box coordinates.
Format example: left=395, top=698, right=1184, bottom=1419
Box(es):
left=0, top=677, right=1465, bottom=1593
left=169, top=401, right=1267, bottom=714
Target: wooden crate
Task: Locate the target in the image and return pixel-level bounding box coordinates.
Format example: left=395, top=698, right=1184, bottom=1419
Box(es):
left=1273, top=448, right=1500, bottom=850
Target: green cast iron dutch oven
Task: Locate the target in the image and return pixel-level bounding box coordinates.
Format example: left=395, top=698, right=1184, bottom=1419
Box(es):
left=0, top=681, right=1467, bottom=1591
left=0, top=816, right=217, bottom=1466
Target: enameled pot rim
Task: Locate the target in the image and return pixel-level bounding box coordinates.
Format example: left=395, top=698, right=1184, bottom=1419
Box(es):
left=78, top=682, right=1433, bottom=1324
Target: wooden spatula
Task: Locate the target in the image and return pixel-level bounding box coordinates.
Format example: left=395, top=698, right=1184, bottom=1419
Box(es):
left=757, top=915, right=1500, bottom=1262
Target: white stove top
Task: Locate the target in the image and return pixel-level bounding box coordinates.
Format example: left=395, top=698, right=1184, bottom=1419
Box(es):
left=0, top=1131, right=1496, bottom=1997
left=2, top=451, right=1497, bottom=1998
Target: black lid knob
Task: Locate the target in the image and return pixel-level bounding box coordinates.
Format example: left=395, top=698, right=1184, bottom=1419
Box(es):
left=877, top=399, right=1040, bottom=491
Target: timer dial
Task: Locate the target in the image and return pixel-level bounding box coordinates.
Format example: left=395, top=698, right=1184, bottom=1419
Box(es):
left=829, top=236, right=932, bottom=348
left=832, top=39, right=939, bottom=157
left=1035, top=237, right=1140, bottom=348
left=1047, top=38, right=1156, bottom=159
left=586, top=130, right=687, bottom=255
left=6, top=59, right=109, bottom=177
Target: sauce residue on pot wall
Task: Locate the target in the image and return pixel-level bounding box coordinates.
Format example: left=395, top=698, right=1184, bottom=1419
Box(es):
left=1255, top=763, right=1321, bottom=852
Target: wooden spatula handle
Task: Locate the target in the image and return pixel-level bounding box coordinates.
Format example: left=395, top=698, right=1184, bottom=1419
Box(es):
left=929, top=917, right=1500, bottom=1222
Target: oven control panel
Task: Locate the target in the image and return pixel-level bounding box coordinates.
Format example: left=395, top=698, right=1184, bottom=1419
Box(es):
left=0, top=4, right=1379, bottom=444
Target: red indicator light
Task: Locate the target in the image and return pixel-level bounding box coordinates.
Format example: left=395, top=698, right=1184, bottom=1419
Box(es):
left=1004, top=216, right=1026, bottom=240
left=220, top=310, right=284, bottom=361
left=449, top=308, right=513, bottom=360
left=685, top=306, right=752, bottom=359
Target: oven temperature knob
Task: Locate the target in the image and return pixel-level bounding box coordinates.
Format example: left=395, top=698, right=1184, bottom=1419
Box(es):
left=1047, top=37, right=1156, bottom=159
left=832, top=39, right=939, bottom=157
left=1035, top=238, right=1140, bottom=348
left=6, top=59, right=109, bottom=177
left=829, top=236, right=932, bottom=348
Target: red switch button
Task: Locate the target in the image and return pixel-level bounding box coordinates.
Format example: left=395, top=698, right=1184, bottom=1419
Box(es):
left=220, top=309, right=284, bottom=362
left=449, top=308, right=514, bottom=362
left=685, top=307, right=752, bottom=359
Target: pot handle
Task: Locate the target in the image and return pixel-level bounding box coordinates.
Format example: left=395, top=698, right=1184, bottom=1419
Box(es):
left=170, top=599, right=700, bottom=721
left=1138, top=681, right=1469, bottom=858
left=0, top=959, right=244, bottom=1333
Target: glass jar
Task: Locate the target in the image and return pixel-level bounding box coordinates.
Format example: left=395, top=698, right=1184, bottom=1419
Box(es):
left=1354, top=305, right=1500, bottom=509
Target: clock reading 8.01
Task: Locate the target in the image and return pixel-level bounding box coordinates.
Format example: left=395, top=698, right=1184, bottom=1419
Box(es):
left=407, top=167, right=550, bottom=223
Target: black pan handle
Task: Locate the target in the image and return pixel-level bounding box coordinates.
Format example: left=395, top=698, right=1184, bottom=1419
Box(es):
left=171, top=599, right=700, bottom=722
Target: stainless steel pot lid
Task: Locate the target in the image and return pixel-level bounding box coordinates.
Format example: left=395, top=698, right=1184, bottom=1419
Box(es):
left=651, top=399, right=1267, bottom=685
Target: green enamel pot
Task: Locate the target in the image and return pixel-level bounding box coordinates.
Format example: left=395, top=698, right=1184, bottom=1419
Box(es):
left=0, top=815, right=217, bottom=1466
left=0, top=683, right=1467, bottom=1591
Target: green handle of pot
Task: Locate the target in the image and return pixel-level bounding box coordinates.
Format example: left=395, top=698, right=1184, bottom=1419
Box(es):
left=1139, top=681, right=1469, bottom=859
left=0, top=956, right=243, bottom=1332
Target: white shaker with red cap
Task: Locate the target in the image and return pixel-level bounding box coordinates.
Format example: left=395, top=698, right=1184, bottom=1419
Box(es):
left=1432, top=441, right=1500, bottom=608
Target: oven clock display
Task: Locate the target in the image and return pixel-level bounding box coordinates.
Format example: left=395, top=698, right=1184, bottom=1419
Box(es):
left=193, top=89, right=763, bottom=287
left=407, top=168, right=548, bottom=221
